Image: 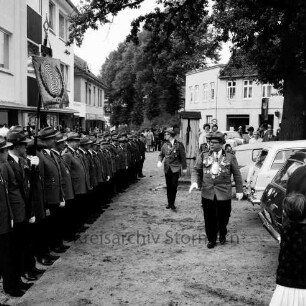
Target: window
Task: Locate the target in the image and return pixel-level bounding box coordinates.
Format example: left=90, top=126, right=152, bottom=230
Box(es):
left=189, top=86, right=193, bottom=103
left=210, top=82, right=215, bottom=100
left=227, top=81, right=236, bottom=99
left=203, top=83, right=209, bottom=101
left=271, top=150, right=299, bottom=171
left=206, top=115, right=212, bottom=124
left=274, top=160, right=303, bottom=189
left=0, top=30, right=9, bottom=70
left=49, top=1, right=55, bottom=31
left=93, top=86, right=96, bottom=106
left=60, top=63, right=70, bottom=89
left=243, top=80, right=253, bottom=99
left=27, top=0, right=42, bottom=14
left=194, top=85, right=199, bottom=103
left=255, top=149, right=268, bottom=169
left=262, top=84, right=272, bottom=98
left=59, top=12, right=66, bottom=40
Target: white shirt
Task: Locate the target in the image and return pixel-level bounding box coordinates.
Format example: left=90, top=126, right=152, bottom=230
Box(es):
left=170, top=139, right=175, bottom=147
left=214, top=150, right=222, bottom=160
left=44, top=149, right=51, bottom=155
left=8, top=151, right=19, bottom=164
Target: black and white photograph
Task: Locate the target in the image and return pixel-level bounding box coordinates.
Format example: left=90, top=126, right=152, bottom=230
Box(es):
left=1, top=0, right=306, bottom=305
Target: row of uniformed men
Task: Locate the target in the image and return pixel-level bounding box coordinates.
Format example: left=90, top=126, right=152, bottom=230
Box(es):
left=0, top=126, right=146, bottom=297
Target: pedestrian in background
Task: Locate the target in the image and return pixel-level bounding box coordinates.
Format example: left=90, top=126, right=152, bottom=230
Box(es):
left=199, top=123, right=210, bottom=147
left=269, top=192, right=306, bottom=306
left=157, top=128, right=187, bottom=210
left=249, top=130, right=263, bottom=143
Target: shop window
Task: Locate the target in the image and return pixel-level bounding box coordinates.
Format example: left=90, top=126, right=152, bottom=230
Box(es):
left=0, top=29, right=10, bottom=70
left=227, top=81, right=236, bottom=99
left=243, top=80, right=253, bottom=99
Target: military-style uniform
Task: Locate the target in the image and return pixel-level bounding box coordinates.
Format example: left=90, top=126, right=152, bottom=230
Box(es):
left=158, top=137, right=187, bottom=208
left=191, top=149, right=243, bottom=244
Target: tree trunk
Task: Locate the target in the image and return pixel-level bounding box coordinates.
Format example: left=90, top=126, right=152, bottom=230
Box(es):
left=280, top=67, right=306, bottom=140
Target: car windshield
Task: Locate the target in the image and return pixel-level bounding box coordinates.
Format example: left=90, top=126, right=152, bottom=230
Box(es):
left=235, top=149, right=262, bottom=167
left=255, top=149, right=268, bottom=168
left=273, top=160, right=304, bottom=189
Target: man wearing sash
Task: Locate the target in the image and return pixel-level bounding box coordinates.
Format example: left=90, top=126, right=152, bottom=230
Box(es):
left=158, top=128, right=187, bottom=210
left=190, top=131, right=243, bottom=249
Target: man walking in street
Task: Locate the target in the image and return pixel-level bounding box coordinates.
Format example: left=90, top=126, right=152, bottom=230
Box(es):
left=157, top=128, right=187, bottom=210
left=189, top=131, right=243, bottom=249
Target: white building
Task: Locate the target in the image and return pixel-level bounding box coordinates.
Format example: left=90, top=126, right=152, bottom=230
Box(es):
left=185, top=60, right=284, bottom=134
left=0, top=0, right=77, bottom=128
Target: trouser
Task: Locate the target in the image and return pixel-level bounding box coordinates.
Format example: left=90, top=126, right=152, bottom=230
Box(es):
left=12, top=222, right=27, bottom=277
left=32, top=219, right=49, bottom=258
left=201, top=196, right=232, bottom=243
left=24, top=223, right=37, bottom=273
left=0, top=232, right=19, bottom=291
left=48, top=205, right=63, bottom=248
left=165, top=168, right=180, bottom=206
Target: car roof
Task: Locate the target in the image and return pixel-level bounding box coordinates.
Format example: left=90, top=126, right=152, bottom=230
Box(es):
left=233, top=142, right=270, bottom=151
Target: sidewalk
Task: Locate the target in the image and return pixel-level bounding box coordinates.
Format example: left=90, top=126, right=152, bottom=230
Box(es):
left=2, top=151, right=278, bottom=305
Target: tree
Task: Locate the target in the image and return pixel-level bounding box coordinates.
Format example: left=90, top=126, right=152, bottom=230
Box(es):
left=212, top=0, right=306, bottom=140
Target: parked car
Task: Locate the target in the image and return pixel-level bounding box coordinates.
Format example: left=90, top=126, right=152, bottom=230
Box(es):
left=258, top=150, right=306, bottom=241
left=247, top=140, right=306, bottom=205
left=233, top=142, right=268, bottom=185
left=222, top=131, right=244, bottom=148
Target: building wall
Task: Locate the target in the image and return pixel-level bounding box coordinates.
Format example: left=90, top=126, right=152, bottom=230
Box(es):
left=0, top=0, right=27, bottom=106
left=185, top=65, right=284, bottom=134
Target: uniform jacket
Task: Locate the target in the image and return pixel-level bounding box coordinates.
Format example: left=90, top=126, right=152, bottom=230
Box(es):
left=51, top=149, right=74, bottom=201
left=191, top=149, right=243, bottom=201
left=0, top=167, right=13, bottom=234
left=37, top=149, right=63, bottom=206
left=158, top=139, right=187, bottom=173
left=62, top=146, right=87, bottom=195
left=77, top=148, right=93, bottom=191
left=100, top=148, right=112, bottom=178
left=90, top=150, right=102, bottom=185
left=1, top=160, right=26, bottom=223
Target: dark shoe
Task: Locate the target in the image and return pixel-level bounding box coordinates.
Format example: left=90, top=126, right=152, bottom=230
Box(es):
left=37, top=257, right=54, bottom=266
left=61, top=244, right=70, bottom=250
left=219, top=236, right=226, bottom=245
left=51, top=246, right=66, bottom=253
left=4, top=288, right=25, bottom=297
left=138, top=174, right=146, bottom=178
left=46, top=253, right=60, bottom=260
left=171, top=205, right=177, bottom=210
left=31, top=267, right=46, bottom=274
left=207, top=241, right=216, bottom=249
left=64, top=234, right=80, bottom=242
left=22, top=272, right=38, bottom=281
left=19, top=281, right=34, bottom=290
left=166, top=204, right=171, bottom=209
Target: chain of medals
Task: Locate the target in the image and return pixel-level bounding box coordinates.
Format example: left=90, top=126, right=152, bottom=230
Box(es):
left=203, top=151, right=227, bottom=179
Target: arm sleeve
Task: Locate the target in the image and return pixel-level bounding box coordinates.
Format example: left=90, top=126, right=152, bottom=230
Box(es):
left=191, top=153, right=203, bottom=187
left=231, top=155, right=243, bottom=193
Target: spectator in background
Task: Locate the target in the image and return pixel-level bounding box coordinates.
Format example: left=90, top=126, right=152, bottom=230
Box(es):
left=244, top=126, right=254, bottom=144
left=199, top=124, right=210, bottom=147
left=237, top=126, right=243, bottom=138
left=249, top=130, right=263, bottom=143
left=211, top=124, right=218, bottom=133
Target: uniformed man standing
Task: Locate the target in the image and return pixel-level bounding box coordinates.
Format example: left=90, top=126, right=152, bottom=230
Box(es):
left=157, top=128, right=187, bottom=210
left=189, top=131, right=243, bottom=249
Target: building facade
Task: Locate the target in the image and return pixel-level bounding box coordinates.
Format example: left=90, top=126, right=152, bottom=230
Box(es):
left=185, top=62, right=284, bottom=134
left=73, top=55, right=107, bottom=131
left=0, top=0, right=77, bottom=128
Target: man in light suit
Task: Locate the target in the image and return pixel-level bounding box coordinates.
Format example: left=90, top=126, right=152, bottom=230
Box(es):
left=158, top=128, right=187, bottom=210
left=190, top=131, right=243, bottom=249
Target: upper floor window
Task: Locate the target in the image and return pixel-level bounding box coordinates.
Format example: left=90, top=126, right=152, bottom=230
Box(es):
left=194, top=85, right=199, bottom=103
left=60, top=63, right=70, bottom=90
left=59, top=12, right=67, bottom=40
left=189, top=86, right=193, bottom=103
left=227, top=81, right=236, bottom=99
left=49, top=1, right=55, bottom=31
left=93, top=86, right=96, bottom=106
left=0, top=29, right=10, bottom=70
left=262, top=84, right=272, bottom=98
left=203, top=83, right=209, bottom=101
left=27, top=0, right=42, bottom=14
left=243, top=80, right=253, bottom=99
left=210, top=82, right=215, bottom=100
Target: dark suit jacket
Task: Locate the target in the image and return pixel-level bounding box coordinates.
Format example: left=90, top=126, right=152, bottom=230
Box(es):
left=38, top=150, right=63, bottom=206
left=51, top=149, right=74, bottom=201
left=87, top=150, right=98, bottom=188
left=77, top=148, right=92, bottom=192
left=191, top=150, right=243, bottom=201
left=158, top=140, right=187, bottom=173
left=0, top=166, right=13, bottom=234
left=62, top=147, right=87, bottom=195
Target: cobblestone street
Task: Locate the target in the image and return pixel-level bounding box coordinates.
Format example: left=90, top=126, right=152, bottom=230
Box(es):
left=1, top=152, right=279, bottom=306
